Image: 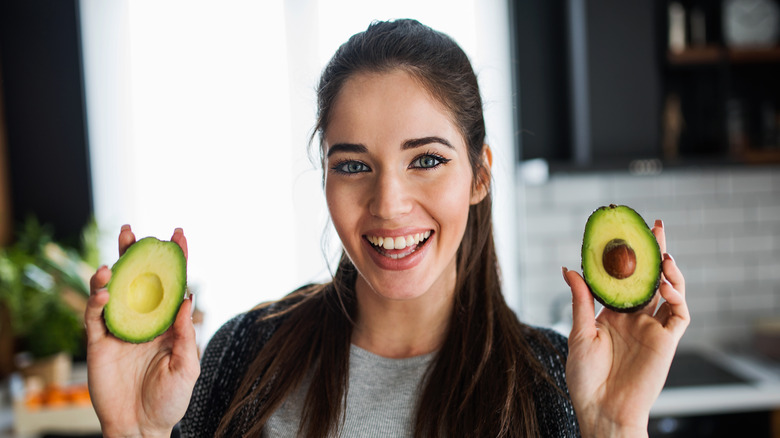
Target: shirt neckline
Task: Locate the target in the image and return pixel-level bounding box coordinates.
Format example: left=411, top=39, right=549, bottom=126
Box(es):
left=350, top=343, right=437, bottom=369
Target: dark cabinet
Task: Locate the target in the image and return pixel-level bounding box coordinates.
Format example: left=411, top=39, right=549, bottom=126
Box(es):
left=511, top=0, right=780, bottom=170
left=0, top=0, right=93, bottom=243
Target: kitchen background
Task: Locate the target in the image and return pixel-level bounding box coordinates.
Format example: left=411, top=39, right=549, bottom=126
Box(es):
left=517, top=167, right=780, bottom=349
left=510, top=0, right=780, bottom=354
left=1, top=0, right=779, bottom=436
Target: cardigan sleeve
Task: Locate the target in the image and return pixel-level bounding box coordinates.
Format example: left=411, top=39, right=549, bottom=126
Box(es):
left=528, top=327, right=582, bottom=438
left=179, top=312, right=249, bottom=437
left=179, top=302, right=289, bottom=437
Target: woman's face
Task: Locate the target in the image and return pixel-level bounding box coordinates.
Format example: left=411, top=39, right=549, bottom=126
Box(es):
left=323, top=70, right=487, bottom=303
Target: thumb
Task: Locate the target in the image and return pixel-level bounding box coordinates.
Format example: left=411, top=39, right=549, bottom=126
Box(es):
left=170, top=295, right=199, bottom=375
left=563, top=267, right=596, bottom=340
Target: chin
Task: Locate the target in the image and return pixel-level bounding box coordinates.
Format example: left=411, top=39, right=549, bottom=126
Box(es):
left=354, top=267, right=453, bottom=304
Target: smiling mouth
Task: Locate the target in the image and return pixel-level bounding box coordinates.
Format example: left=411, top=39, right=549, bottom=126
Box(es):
left=364, top=231, right=432, bottom=259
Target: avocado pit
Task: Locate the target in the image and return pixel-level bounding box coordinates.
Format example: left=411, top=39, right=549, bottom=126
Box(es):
left=602, top=238, right=636, bottom=279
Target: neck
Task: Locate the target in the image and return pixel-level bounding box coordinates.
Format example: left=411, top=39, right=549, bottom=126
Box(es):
left=351, top=276, right=454, bottom=359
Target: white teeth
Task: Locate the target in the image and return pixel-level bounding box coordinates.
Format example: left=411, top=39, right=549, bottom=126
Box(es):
left=367, top=231, right=432, bottom=251
left=387, top=248, right=414, bottom=259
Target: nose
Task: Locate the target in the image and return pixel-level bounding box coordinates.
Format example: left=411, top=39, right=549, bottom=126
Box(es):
left=368, top=169, right=413, bottom=220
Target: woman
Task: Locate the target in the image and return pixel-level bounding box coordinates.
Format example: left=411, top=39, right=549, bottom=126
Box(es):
left=86, top=19, right=689, bottom=437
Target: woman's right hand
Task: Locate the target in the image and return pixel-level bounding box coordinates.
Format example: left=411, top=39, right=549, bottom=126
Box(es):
left=86, top=225, right=200, bottom=438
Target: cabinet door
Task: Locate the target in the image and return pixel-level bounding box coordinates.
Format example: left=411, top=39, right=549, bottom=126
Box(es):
left=513, top=0, right=661, bottom=167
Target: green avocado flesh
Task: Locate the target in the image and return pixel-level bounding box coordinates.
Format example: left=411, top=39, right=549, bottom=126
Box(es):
left=104, top=237, right=187, bottom=343
left=581, top=205, right=661, bottom=313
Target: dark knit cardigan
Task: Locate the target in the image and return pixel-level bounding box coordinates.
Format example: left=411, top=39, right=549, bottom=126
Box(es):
left=179, top=301, right=581, bottom=437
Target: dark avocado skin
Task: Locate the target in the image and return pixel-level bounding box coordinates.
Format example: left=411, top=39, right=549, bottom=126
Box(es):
left=580, top=204, right=662, bottom=313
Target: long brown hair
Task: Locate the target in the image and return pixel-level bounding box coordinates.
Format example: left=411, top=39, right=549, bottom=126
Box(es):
left=216, top=19, right=561, bottom=437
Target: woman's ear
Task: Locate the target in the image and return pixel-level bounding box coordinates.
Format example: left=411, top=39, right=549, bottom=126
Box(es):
left=470, top=144, right=493, bottom=205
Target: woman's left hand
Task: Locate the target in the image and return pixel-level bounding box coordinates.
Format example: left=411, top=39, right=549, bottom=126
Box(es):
left=563, top=220, right=690, bottom=438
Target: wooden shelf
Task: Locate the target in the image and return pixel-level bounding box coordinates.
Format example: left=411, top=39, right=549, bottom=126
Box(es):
left=668, top=46, right=723, bottom=64
left=741, top=148, right=780, bottom=164
left=727, top=47, right=780, bottom=63
left=668, top=46, right=780, bottom=65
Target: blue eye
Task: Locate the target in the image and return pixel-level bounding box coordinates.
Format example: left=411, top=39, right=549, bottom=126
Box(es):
left=333, top=160, right=370, bottom=174
left=411, top=154, right=449, bottom=169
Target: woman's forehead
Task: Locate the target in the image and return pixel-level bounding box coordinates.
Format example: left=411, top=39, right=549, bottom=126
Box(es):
left=323, top=71, right=465, bottom=152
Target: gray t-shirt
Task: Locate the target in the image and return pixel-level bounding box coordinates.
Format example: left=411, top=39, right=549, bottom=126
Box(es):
left=263, top=344, right=435, bottom=437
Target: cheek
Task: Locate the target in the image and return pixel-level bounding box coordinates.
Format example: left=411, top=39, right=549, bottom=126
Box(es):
left=325, top=180, right=361, bottom=239
left=426, top=174, right=474, bottom=231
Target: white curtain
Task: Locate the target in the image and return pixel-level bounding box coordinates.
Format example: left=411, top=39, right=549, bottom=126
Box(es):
left=79, top=0, right=517, bottom=346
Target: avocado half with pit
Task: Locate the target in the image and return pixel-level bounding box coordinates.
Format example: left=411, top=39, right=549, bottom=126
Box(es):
left=581, top=204, right=661, bottom=312
left=104, top=237, right=187, bottom=343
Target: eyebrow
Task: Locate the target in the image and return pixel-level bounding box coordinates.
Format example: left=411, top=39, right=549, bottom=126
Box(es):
left=402, top=136, right=454, bottom=150
left=326, top=143, right=367, bottom=157
left=326, top=136, right=453, bottom=157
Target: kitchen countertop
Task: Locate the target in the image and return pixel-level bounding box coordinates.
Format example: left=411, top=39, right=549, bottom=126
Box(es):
left=651, top=347, right=780, bottom=418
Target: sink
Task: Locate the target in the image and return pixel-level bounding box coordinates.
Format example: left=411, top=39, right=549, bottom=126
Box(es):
left=664, top=350, right=751, bottom=388
left=653, top=348, right=780, bottom=418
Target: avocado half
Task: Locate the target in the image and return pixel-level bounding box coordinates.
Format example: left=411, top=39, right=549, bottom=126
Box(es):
left=581, top=204, right=661, bottom=313
left=104, top=237, right=187, bottom=343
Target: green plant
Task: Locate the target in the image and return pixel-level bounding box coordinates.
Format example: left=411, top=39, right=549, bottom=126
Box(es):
left=0, top=216, right=99, bottom=359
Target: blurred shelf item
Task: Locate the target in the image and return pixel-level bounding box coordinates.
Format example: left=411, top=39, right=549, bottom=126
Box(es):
left=9, top=364, right=101, bottom=436
left=16, top=353, right=71, bottom=389
left=14, top=398, right=100, bottom=437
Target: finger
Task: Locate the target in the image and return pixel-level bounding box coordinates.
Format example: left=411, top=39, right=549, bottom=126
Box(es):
left=89, top=265, right=111, bottom=295
left=658, top=277, right=690, bottom=336
left=119, top=224, right=136, bottom=256
left=170, top=295, right=199, bottom=374
left=563, top=267, right=597, bottom=340
left=652, top=219, right=666, bottom=256
left=662, top=253, right=685, bottom=297
left=85, top=266, right=111, bottom=342
left=647, top=219, right=668, bottom=318
left=171, top=227, right=188, bottom=262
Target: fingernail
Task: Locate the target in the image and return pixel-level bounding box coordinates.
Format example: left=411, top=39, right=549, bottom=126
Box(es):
left=655, top=219, right=663, bottom=229
left=561, top=267, right=571, bottom=286
left=174, top=227, right=184, bottom=234
left=663, top=252, right=674, bottom=263
left=121, top=224, right=131, bottom=232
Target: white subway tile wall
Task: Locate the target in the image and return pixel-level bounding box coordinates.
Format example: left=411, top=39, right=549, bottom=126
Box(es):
left=515, top=167, right=780, bottom=349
